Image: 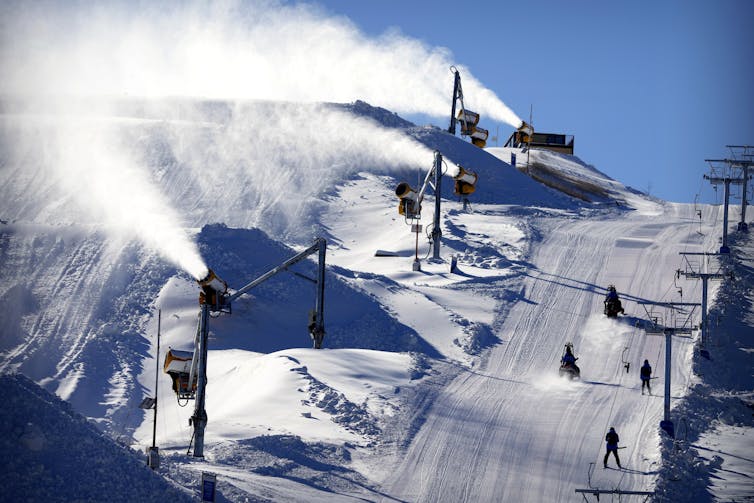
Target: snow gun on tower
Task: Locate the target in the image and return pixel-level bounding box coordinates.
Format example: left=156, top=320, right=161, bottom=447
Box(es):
left=164, top=239, right=327, bottom=458
left=448, top=66, right=489, bottom=149
left=394, top=151, right=478, bottom=270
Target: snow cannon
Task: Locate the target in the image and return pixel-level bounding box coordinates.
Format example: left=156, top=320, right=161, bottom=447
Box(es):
left=470, top=127, right=488, bottom=148
left=395, top=182, right=421, bottom=218
left=518, top=121, right=534, bottom=144
left=163, top=348, right=197, bottom=400
left=454, top=166, right=478, bottom=196
left=457, top=109, right=480, bottom=135
left=457, top=109, right=480, bottom=137
left=198, top=268, right=229, bottom=311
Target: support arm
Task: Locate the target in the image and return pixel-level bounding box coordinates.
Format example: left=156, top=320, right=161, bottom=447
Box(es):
left=227, top=238, right=326, bottom=303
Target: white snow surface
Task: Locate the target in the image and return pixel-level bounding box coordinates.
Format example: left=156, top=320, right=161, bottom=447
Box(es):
left=1, top=98, right=752, bottom=502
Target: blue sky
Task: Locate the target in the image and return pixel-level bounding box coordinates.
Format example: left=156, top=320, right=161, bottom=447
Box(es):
left=306, top=0, right=753, bottom=204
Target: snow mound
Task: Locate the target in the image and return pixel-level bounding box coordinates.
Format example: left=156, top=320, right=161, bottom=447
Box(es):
left=0, top=373, right=191, bottom=502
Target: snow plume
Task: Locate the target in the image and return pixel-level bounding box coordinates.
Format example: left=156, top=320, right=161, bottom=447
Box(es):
left=164, top=100, right=435, bottom=238
left=3, top=110, right=208, bottom=281
left=0, top=0, right=522, bottom=128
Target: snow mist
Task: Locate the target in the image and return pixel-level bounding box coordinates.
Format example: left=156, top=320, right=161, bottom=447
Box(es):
left=0, top=0, right=522, bottom=128
left=157, top=100, right=436, bottom=239
left=3, top=111, right=210, bottom=280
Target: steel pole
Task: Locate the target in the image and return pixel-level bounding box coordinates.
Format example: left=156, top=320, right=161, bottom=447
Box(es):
left=313, top=239, right=326, bottom=349
left=701, top=276, right=709, bottom=346
left=721, top=179, right=731, bottom=253
left=432, top=151, right=442, bottom=261
left=664, top=331, right=671, bottom=422
left=153, top=310, right=160, bottom=449
left=660, top=330, right=674, bottom=437
left=448, top=70, right=459, bottom=134
left=741, top=165, right=749, bottom=231
left=192, top=303, right=210, bottom=457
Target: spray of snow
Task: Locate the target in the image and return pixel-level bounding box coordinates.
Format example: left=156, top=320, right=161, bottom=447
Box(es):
left=167, top=101, right=435, bottom=235
left=0, top=106, right=209, bottom=280
left=0, top=0, right=522, bottom=128
left=0, top=0, right=509, bottom=266
left=48, top=115, right=209, bottom=280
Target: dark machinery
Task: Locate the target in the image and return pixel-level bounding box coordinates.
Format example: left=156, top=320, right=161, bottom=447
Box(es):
left=604, top=284, right=625, bottom=318
left=559, top=342, right=581, bottom=380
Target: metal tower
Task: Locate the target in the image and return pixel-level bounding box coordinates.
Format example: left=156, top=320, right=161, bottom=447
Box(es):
left=638, top=301, right=699, bottom=438
left=704, top=155, right=751, bottom=251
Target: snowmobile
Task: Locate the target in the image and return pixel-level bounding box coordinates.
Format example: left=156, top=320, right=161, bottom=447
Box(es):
left=603, top=285, right=625, bottom=318
left=559, top=342, right=581, bottom=380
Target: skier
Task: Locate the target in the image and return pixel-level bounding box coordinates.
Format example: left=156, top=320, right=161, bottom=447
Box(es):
left=604, top=427, right=622, bottom=468
left=640, top=360, right=652, bottom=395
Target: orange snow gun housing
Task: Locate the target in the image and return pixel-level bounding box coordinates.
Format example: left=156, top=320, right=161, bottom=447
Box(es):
left=456, top=110, right=488, bottom=148
left=470, top=127, right=488, bottom=148
left=517, top=121, right=534, bottom=144
left=504, top=121, right=574, bottom=155
left=197, top=269, right=228, bottom=309
left=457, top=110, right=480, bottom=136
left=454, top=166, right=478, bottom=196
left=395, top=182, right=421, bottom=218
left=163, top=348, right=197, bottom=399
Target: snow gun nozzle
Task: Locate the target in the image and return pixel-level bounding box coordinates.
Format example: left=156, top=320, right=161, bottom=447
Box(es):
left=197, top=268, right=229, bottom=309
left=453, top=165, right=478, bottom=196
left=518, top=121, right=534, bottom=137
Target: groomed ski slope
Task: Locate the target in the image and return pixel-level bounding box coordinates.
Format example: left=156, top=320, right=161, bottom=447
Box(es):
left=378, top=202, right=716, bottom=501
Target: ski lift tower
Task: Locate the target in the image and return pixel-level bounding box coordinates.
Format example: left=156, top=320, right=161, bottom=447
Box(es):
left=704, top=157, right=750, bottom=252
left=638, top=301, right=699, bottom=438
left=186, top=238, right=327, bottom=457
left=677, top=252, right=728, bottom=358
left=726, top=145, right=754, bottom=231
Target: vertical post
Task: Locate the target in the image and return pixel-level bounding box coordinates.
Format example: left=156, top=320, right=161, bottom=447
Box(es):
left=660, top=329, right=674, bottom=438
left=413, top=223, right=421, bottom=271
left=192, top=303, right=210, bottom=457
left=448, top=70, right=460, bottom=135
left=152, top=309, right=160, bottom=449
left=721, top=178, right=731, bottom=253
left=146, top=310, right=161, bottom=470
left=740, top=165, right=749, bottom=231
left=313, top=239, right=326, bottom=349
left=700, top=276, right=709, bottom=346
left=432, top=151, right=443, bottom=261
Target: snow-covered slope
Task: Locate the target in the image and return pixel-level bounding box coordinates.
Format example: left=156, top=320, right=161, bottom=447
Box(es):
left=1, top=98, right=751, bottom=501
left=0, top=373, right=191, bottom=502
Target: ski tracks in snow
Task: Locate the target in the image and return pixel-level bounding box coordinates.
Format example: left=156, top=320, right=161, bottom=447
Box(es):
left=379, top=203, right=715, bottom=501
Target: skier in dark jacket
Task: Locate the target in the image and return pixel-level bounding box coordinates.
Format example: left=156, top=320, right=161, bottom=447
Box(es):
left=640, top=360, right=652, bottom=395
left=604, top=427, right=622, bottom=468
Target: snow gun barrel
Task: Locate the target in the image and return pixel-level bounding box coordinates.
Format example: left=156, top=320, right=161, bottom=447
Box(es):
left=395, top=182, right=421, bottom=218
left=197, top=268, right=229, bottom=309
left=519, top=120, right=534, bottom=136
left=518, top=121, right=534, bottom=143
left=453, top=165, right=478, bottom=196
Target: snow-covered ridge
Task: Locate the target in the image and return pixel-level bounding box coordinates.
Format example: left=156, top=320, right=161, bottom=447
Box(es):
left=0, top=373, right=192, bottom=502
